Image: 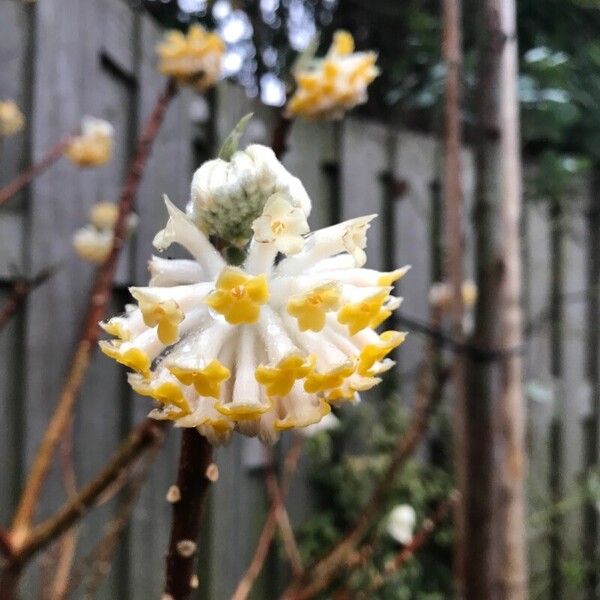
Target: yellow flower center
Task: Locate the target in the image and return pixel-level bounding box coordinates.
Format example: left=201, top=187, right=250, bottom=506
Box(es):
left=205, top=267, right=269, bottom=325
left=255, top=353, right=315, bottom=397
left=357, top=331, right=406, bottom=376
left=169, top=359, right=231, bottom=399
left=271, top=220, right=287, bottom=235
left=304, top=361, right=355, bottom=394
left=137, top=298, right=184, bottom=345
left=338, top=289, right=390, bottom=335
left=287, top=282, right=342, bottom=332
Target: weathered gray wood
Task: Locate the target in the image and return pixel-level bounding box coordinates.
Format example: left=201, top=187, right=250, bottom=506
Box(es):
left=393, top=131, right=438, bottom=403
left=558, top=202, right=588, bottom=599
left=522, top=201, right=554, bottom=596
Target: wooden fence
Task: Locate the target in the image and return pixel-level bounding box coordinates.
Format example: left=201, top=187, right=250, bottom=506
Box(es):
left=0, top=0, right=598, bottom=598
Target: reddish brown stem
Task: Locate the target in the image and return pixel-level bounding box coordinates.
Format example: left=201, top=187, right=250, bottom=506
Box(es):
left=265, top=452, right=303, bottom=577
left=11, top=78, right=178, bottom=537
left=0, top=136, right=73, bottom=208
left=164, top=430, right=214, bottom=600
left=0, top=527, right=14, bottom=560
left=9, top=420, right=166, bottom=566
left=232, top=436, right=304, bottom=600
left=0, top=266, right=58, bottom=332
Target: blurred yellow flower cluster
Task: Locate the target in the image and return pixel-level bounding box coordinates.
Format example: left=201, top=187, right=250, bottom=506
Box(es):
left=66, top=116, right=114, bottom=168
left=287, top=31, right=379, bottom=121
left=0, top=100, right=25, bottom=137
left=156, top=24, right=225, bottom=91
left=73, top=201, right=137, bottom=264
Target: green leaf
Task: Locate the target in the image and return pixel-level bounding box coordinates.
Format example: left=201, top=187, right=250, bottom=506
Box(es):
left=218, top=113, right=253, bottom=161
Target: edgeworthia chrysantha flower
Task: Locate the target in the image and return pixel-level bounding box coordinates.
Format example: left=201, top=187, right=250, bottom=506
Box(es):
left=100, top=141, right=407, bottom=445
left=73, top=201, right=138, bottom=264
left=156, top=24, right=225, bottom=91
left=0, top=100, right=25, bottom=137
left=286, top=30, right=379, bottom=121
left=66, top=116, right=114, bottom=168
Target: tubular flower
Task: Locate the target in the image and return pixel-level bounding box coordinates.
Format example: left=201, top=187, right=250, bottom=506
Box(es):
left=189, top=144, right=311, bottom=246
left=66, top=117, right=114, bottom=167
left=73, top=201, right=138, bottom=264
left=99, top=154, right=407, bottom=446
left=286, top=30, right=379, bottom=121
left=0, top=100, right=25, bottom=137
left=156, top=24, right=225, bottom=91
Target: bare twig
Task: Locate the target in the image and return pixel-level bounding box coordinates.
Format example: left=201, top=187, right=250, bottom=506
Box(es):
left=164, top=430, right=214, bottom=600
left=265, top=451, right=304, bottom=577
left=232, top=436, right=304, bottom=600
left=282, top=308, right=447, bottom=600
left=8, top=419, right=166, bottom=566
left=0, top=528, right=14, bottom=561
left=0, top=266, right=58, bottom=332
left=11, top=78, right=178, bottom=538
left=81, top=443, right=162, bottom=598
left=0, top=135, right=73, bottom=208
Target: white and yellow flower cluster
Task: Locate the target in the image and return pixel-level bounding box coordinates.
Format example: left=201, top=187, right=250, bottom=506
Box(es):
left=73, top=202, right=138, bottom=264
left=156, top=24, right=225, bottom=91
left=287, top=31, right=379, bottom=121
left=189, top=143, right=311, bottom=246
left=100, top=146, right=407, bottom=445
left=66, top=117, right=114, bottom=168
left=0, top=100, right=25, bottom=137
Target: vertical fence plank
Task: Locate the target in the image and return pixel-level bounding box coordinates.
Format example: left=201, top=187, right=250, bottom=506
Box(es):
left=393, top=131, right=438, bottom=403
left=126, top=13, right=195, bottom=600
left=522, top=200, right=553, bottom=597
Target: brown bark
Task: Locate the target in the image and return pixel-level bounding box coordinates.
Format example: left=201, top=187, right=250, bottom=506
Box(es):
left=164, top=430, right=214, bottom=600
left=441, top=0, right=467, bottom=594
left=11, top=78, right=178, bottom=537
left=271, top=112, right=293, bottom=160
left=495, top=0, right=527, bottom=597
left=468, top=1, right=527, bottom=598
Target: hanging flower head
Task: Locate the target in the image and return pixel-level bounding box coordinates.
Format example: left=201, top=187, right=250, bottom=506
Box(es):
left=156, top=24, right=225, bottom=91
left=73, top=201, right=138, bottom=264
left=66, top=117, right=114, bottom=168
left=100, top=133, right=407, bottom=445
left=286, top=31, right=379, bottom=121
left=0, top=100, right=25, bottom=137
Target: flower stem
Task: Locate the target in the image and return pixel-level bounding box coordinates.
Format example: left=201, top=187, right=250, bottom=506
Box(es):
left=164, top=429, right=214, bottom=600
left=0, top=135, right=73, bottom=208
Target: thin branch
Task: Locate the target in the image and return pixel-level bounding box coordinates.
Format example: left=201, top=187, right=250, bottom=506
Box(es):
left=0, top=135, right=73, bottom=208
left=0, top=528, right=14, bottom=561
left=81, top=443, right=162, bottom=599
left=232, top=436, right=304, bottom=600
left=0, top=266, right=59, bottom=332
left=282, top=308, right=447, bottom=600
left=11, top=78, right=178, bottom=537
left=8, top=419, right=166, bottom=565
left=164, top=430, right=215, bottom=600
left=265, top=450, right=303, bottom=577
